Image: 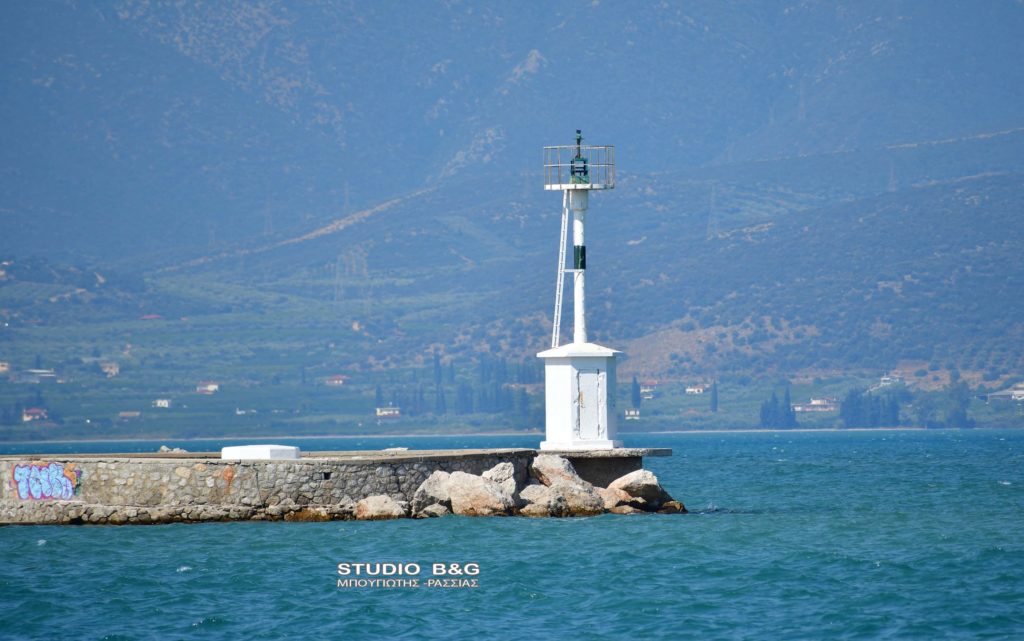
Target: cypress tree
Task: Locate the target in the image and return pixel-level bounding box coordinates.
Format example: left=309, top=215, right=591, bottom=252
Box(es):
left=516, top=388, right=530, bottom=418
left=434, top=383, right=447, bottom=415
left=761, top=392, right=782, bottom=428
left=783, top=387, right=796, bottom=427
left=710, top=381, right=719, bottom=413
left=456, top=382, right=474, bottom=414
left=885, top=396, right=900, bottom=426
left=840, top=389, right=861, bottom=428
left=944, top=381, right=974, bottom=428
left=868, top=395, right=881, bottom=427
left=631, top=376, right=642, bottom=409
left=491, top=381, right=505, bottom=412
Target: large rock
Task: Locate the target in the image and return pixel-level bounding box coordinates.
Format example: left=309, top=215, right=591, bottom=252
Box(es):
left=530, top=454, right=582, bottom=486
left=550, top=481, right=604, bottom=516
left=518, top=479, right=604, bottom=517
left=518, top=483, right=551, bottom=505
left=482, top=462, right=519, bottom=497
left=608, top=469, right=674, bottom=510
left=284, top=507, right=333, bottom=522
left=411, top=471, right=452, bottom=514
left=596, top=486, right=655, bottom=512
left=597, top=486, right=641, bottom=510
left=355, top=495, right=407, bottom=520
left=657, top=500, right=688, bottom=514
left=416, top=503, right=451, bottom=518
left=327, top=496, right=357, bottom=519
left=610, top=505, right=645, bottom=515
left=518, top=483, right=568, bottom=517
left=524, top=455, right=607, bottom=516
left=447, top=471, right=514, bottom=516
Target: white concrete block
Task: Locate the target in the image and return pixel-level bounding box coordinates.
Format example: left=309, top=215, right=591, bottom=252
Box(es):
left=220, top=444, right=301, bottom=460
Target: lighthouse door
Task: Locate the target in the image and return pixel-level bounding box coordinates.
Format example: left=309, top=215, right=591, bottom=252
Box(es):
left=576, top=368, right=602, bottom=440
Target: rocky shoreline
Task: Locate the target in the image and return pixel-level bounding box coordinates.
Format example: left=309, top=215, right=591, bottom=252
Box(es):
left=364, top=454, right=686, bottom=520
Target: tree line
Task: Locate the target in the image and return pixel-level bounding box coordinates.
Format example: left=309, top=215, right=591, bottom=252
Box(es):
left=839, top=389, right=901, bottom=428
left=376, top=352, right=541, bottom=420
left=759, top=387, right=798, bottom=428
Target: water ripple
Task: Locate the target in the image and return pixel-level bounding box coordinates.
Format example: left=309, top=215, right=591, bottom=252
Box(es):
left=2, top=430, right=1023, bottom=639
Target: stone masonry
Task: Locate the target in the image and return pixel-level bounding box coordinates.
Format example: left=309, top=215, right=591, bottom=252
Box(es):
left=0, top=449, right=534, bottom=525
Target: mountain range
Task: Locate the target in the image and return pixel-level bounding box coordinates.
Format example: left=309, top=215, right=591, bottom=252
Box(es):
left=2, top=1, right=1023, bottom=388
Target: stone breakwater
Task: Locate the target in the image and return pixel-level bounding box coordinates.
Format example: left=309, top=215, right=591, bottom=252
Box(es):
left=0, top=448, right=681, bottom=525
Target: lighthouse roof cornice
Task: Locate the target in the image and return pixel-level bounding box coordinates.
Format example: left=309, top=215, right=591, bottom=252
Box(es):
left=537, top=341, right=621, bottom=359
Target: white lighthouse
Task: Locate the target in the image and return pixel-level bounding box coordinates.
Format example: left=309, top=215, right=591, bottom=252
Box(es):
left=538, top=131, right=622, bottom=451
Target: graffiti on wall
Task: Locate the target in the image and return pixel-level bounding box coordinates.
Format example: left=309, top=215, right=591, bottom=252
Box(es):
left=11, top=462, right=82, bottom=501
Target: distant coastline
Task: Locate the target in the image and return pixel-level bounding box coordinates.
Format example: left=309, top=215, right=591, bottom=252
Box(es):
left=646, top=427, right=931, bottom=434
left=0, top=430, right=543, bottom=446
left=3, top=425, right=1005, bottom=447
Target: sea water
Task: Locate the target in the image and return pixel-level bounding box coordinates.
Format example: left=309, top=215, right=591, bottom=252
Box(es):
left=1, top=430, right=1022, bottom=640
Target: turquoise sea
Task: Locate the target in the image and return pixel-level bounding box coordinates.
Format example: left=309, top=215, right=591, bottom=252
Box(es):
left=1, top=429, right=1023, bottom=640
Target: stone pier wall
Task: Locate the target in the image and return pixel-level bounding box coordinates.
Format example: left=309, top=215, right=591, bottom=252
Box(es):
left=0, top=450, right=534, bottom=525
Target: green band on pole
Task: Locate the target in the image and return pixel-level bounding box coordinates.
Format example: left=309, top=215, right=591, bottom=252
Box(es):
left=573, top=245, right=586, bottom=270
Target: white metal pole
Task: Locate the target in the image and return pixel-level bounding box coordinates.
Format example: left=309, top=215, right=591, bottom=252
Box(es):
left=569, top=190, right=588, bottom=343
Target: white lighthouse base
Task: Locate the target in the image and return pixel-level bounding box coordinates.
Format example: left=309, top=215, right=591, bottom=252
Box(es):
left=539, top=438, right=623, bottom=451
left=537, top=341, right=621, bottom=451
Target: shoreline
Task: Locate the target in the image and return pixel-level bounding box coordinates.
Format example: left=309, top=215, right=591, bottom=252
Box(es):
left=0, top=430, right=544, bottom=446
left=1, top=425, right=1011, bottom=447
left=644, top=427, right=931, bottom=434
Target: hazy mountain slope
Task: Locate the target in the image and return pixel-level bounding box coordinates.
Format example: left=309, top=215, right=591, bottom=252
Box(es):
left=114, top=155, right=1018, bottom=382
left=3, top=1, right=1023, bottom=265
left=2, top=1, right=1023, bottom=386
left=2, top=168, right=1021, bottom=383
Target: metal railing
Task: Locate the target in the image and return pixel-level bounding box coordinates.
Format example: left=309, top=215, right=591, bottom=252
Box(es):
left=543, top=144, right=615, bottom=189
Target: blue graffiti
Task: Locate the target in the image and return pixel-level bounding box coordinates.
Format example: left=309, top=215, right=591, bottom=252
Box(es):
left=11, top=462, right=81, bottom=501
